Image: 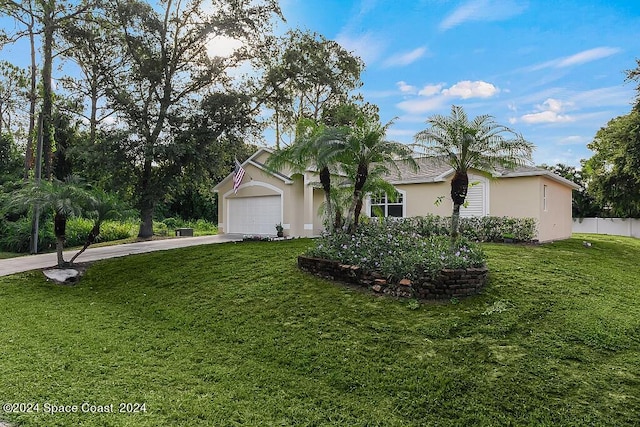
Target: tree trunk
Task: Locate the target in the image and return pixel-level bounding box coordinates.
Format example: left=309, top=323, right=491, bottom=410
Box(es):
left=42, top=7, right=55, bottom=180
left=138, top=205, right=154, bottom=238
left=344, top=163, right=368, bottom=233
left=54, top=213, right=67, bottom=267
left=319, top=166, right=333, bottom=233
left=137, top=159, right=155, bottom=238
left=23, top=20, right=37, bottom=181
left=354, top=197, right=364, bottom=227
left=451, top=203, right=461, bottom=241
left=70, top=223, right=100, bottom=264
left=450, top=171, right=468, bottom=242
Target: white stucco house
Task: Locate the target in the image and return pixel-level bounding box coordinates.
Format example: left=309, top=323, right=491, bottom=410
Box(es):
left=214, top=147, right=580, bottom=242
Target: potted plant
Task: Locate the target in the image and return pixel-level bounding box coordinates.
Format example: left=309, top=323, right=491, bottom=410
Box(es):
left=275, top=223, right=284, bottom=238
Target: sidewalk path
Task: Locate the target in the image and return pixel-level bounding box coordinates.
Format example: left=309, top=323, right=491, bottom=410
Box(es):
left=0, top=235, right=242, bottom=277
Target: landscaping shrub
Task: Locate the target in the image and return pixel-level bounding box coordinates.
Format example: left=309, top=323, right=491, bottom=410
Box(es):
left=397, top=215, right=537, bottom=242
left=307, top=221, right=486, bottom=281
left=157, top=217, right=218, bottom=235
left=95, top=220, right=138, bottom=242
left=0, top=217, right=138, bottom=253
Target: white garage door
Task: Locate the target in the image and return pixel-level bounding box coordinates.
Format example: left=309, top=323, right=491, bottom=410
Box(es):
left=228, top=195, right=282, bottom=235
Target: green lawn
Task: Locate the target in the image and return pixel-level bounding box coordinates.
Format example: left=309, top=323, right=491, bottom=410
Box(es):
left=0, top=235, right=639, bottom=426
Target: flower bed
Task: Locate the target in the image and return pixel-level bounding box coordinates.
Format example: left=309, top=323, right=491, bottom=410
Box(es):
left=302, top=222, right=489, bottom=299
left=298, top=255, right=488, bottom=299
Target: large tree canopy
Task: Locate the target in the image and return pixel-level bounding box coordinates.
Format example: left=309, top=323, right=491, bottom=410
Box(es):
left=583, top=111, right=640, bottom=217
left=99, top=0, right=281, bottom=237
left=261, top=29, right=364, bottom=148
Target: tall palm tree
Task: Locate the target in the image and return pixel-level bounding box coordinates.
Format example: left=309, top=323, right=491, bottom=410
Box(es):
left=340, top=118, right=418, bottom=232
left=266, top=118, right=346, bottom=233
left=415, top=105, right=534, bottom=240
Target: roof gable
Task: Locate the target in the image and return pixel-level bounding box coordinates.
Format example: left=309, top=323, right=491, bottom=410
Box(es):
left=213, top=147, right=293, bottom=191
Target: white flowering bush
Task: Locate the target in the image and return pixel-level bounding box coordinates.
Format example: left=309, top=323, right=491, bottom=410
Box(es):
left=394, top=215, right=537, bottom=242
left=306, top=221, right=486, bottom=281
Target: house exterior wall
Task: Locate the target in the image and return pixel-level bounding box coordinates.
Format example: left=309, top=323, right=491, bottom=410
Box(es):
left=490, top=176, right=541, bottom=220
left=537, top=177, right=574, bottom=242
left=217, top=163, right=324, bottom=237
left=396, top=182, right=452, bottom=217
left=489, top=175, right=573, bottom=242
left=216, top=151, right=575, bottom=242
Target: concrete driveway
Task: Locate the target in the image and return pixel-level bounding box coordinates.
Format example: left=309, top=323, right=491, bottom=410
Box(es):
left=0, top=234, right=243, bottom=277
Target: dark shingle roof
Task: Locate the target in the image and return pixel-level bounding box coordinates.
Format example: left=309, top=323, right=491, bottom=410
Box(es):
left=383, top=157, right=580, bottom=189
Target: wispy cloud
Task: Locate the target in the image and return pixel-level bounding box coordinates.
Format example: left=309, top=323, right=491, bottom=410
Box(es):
left=558, top=135, right=588, bottom=145
left=439, top=0, right=527, bottom=31
left=526, top=47, right=622, bottom=71
left=383, top=46, right=429, bottom=67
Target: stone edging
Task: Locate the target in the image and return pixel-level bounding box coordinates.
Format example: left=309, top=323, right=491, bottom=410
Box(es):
left=298, top=255, right=488, bottom=299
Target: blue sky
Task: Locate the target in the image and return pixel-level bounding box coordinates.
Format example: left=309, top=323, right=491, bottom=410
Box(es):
left=1, top=1, right=638, bottom=167
left=277, top=0, right=640, bottom=166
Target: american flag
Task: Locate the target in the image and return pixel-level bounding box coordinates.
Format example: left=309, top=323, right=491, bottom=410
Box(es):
left=233, top=158, right=245, bottom=194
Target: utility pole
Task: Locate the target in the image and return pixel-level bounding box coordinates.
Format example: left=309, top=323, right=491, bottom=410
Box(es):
left=30, top=113, right=43, bottom=254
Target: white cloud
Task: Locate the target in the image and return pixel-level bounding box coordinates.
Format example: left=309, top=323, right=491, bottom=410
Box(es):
left=442, top=80, right=500, bottom=99
left=521, top=111, right=573, bottom=124
left=335, top=31, right=386, bottom=65
left=418, top=84, right=444, bottom=96
left=439, top=0, right=527, bottom=31
left=518, top=98, right=574, bottom=124
left=539, top=98, right=573, bottom=113
left=395, top=80, right=500, bottom=114
left=383, top=46, right=428, bottom=67
left=397, top=81, right=417, bottom=94
left=527, top=47, right=621, bottom=71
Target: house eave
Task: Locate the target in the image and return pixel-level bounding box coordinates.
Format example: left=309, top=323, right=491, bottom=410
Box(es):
left=213, top=147, right=292, bottom=191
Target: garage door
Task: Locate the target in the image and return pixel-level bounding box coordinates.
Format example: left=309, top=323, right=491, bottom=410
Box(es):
left=227, top=195, right=281, bottom=235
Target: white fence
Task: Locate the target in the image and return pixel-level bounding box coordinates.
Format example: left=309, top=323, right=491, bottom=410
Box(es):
left=573, top=218, right=640, bottom=238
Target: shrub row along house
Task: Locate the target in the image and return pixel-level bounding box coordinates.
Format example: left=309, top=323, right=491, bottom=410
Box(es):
left=214, top=147, right=579, bottom=242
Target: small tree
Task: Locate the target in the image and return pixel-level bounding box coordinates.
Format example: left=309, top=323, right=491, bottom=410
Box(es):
left=11, top=176, right=90, bottom=266
left=266, top=118, right=347, bottom=233
left=339, top=118, right=417, bottom=233
left=415, top=105, right=534, bottom=241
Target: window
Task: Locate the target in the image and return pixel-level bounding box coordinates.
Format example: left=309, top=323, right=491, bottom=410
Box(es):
left=370, top=191, right=404, bottom=218
left=543, top=185, right=548, bottom=211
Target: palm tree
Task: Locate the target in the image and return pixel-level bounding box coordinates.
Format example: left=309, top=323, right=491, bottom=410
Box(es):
left=266, top=118, right=346, bottom=233
left=415, top=105, right=534, bottom=241
left=11, top=176, right=91, bottom=267
left=340, top=118, right=418, bottom=232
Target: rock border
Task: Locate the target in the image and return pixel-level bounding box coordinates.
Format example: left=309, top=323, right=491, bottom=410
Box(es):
left=298, top=255, right=488, bottom=300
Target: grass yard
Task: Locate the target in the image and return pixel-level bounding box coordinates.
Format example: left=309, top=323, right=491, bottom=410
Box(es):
left=0, top=235, right=639, bottom=426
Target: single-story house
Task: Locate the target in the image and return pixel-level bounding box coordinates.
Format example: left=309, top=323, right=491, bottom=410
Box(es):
left=214, top=147, right=580, bottom=242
